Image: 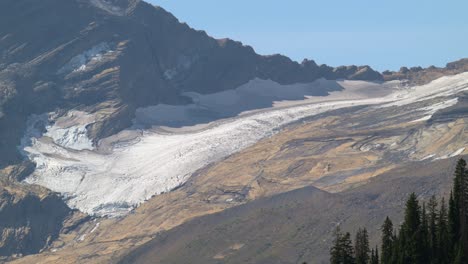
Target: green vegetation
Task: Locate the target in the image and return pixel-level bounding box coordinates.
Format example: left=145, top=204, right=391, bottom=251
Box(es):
left=330, top=158, right=468, bottom=264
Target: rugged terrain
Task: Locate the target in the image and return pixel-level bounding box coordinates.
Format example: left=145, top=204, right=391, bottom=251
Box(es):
left=0, top=0, right=468, bottom=263
left=118, top=158, right=459, bottom=264
left=0, top=0, right=387, bottom=255
left=9, top=73, right=468, bottom=263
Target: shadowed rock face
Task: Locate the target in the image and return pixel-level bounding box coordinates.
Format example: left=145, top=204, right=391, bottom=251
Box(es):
left=0, top=179, right=71, bottom=257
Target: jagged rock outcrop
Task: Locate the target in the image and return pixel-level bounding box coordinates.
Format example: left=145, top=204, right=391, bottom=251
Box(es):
left=383, top=58, right=468, bottom=85
left=0, top=179, right=71, bottom=257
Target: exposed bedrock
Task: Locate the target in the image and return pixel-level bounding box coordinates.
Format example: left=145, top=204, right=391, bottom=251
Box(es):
left=0, top=179, right=72, bottom=258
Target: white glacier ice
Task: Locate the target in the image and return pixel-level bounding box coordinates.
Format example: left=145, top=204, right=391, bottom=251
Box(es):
left=409, top=98, right=459, bottom=123
left=20, top=72, right=468, bottom=217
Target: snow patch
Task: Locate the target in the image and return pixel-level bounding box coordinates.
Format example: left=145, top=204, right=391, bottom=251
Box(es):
left=90, top=0, right=125, bottom=16
left=434, top=147, right=466, bottom=160
left=58, top=43, right=114, bottom=74
left=410, top=98, right=458, bottom=123
left=380, top=73, right=468, bottom=108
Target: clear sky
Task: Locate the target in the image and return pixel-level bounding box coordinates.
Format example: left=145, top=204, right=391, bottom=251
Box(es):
left=148, top=0, right=468, bottom=71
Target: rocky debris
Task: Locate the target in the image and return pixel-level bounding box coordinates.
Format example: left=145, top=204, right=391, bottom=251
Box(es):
left=0, top=162, right=35, bottom=182
left=383, top=58, right=468, bottom=85
left=0, top=179, right=71, bottom=258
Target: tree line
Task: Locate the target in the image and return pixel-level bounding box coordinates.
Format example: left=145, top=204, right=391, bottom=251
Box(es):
left=330, top=158, right=468, bottom=264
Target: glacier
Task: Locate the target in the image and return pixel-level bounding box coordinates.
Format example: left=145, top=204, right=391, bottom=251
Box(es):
left=20, top=73, right=468, bottom=217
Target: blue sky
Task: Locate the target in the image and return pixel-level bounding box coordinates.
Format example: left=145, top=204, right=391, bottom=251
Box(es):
left=148, top=0, right=468, bottom=71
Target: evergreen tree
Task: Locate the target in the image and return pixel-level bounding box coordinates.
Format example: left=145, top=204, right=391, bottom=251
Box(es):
left=453, top=244, right=465, bottom=264
left=342, top=232, right=356, bottom=264
left=354, top=228, right=370, bottom=264
left=331, top=227, right=344, bottom=264
left=374, top=247, right=379, bottom=264
left=458, top=158, right=467, bottom=262
left=328, top=161, right=468, bottom=264
left=437, top=198, right=450, bottom=264
left=381, top=217, right=394, bottom=264
left=420, top=203, right=430, bottom=264
left=400, top=193, right=423, bottom=263
left=403, top=193, right=421, bottom=235
left=428, top=195, right=439, bottom=262
left=330, top=228, right=356, bottom=264
left=450, top=159, right=466, bottom=258
left=370, top=247, right=379, bottom=264
left=390, top=230, right=400, bottom=264
left=448, top=191, right=457, bottom=260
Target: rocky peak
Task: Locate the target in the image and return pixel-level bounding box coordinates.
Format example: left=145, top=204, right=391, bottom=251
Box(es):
left=383, top=58, right=468, bottom=85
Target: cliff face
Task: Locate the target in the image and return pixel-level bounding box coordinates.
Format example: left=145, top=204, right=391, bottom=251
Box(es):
left=0, top=179, right=71, bottom=257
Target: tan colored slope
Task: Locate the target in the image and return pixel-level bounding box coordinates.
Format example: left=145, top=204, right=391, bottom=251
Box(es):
left=10, top=96, right=468, bottom=263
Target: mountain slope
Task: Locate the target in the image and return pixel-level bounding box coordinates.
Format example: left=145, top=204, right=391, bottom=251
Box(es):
left=118, top=158, right=458, bottom=264
left=0, top=0, right=383, bottom=169
left=0, top=0, right=468, bottom=262
left=9, top=73, right=468, bottom=263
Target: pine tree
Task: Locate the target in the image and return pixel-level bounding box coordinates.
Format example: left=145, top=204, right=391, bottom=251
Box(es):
left=400, top=193, right=422, bottom=263
left=369, top=246, right=379, bottom=264
left=453, top=159, right=466, bottom=237
left=437, top=198, right=450, bottom=264
left=331, top=227, right=344, bottom=264
left=428, top=195, right=439, bottom=262
left=419, top=203, right=430, bottom=264
left=458, top=158, right=467, bottom=264
left=354, top=228, right=370, bottom=264
left=390, top=230, right=400, bottom=264
left=381, top=217, right=394, bottom=264
left=374, top=246, right=379, bottom=264
left=453, top=243, right=466, bottom=264
left=330, top=228, right=356, bottom=264
left=448, top=191, right=457, bottom=260
left=449, top=158, right=467, bottom=263
left=328, top=161, right=468, bottom=264
left=370, top=247, right=379, bottom=264
left=342, top=232, right=355, bottom=264
left=458, top=158, right=467, bottom=262
left=403, top=193, right=421, bottom=235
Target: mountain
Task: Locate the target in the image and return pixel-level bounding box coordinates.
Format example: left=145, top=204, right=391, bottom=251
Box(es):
left=0, top=0, right=467, bottom=262
left=0, top=0, right=384, bottom=169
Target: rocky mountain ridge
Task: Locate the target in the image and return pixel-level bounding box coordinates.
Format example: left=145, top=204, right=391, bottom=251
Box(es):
left=0, top=0, right=385, bottom=169
left=0, top=0, right=467, bottom=261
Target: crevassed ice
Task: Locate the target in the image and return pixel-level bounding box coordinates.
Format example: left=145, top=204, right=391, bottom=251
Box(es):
left=20, top=72, right=468, bottom=217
